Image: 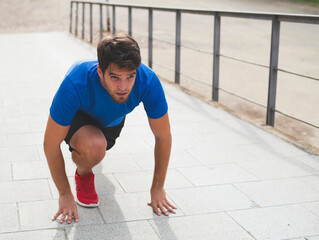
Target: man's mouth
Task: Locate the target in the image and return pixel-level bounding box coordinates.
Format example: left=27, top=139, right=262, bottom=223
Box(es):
left=116, top=92, right=128, bottom=97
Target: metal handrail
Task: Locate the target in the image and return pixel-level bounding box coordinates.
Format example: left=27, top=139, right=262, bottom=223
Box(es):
left=69, top=0, right=319, bottom=129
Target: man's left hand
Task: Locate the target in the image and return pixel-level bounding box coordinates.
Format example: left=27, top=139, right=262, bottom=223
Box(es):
left=148, top=186, right=177, bottom=216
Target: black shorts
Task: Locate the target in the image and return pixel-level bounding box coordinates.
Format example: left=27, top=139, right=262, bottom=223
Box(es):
left=64, top=110, right=125, bottom=152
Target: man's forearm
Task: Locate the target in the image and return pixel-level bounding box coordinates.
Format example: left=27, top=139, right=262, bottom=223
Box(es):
left=44, top=145, right=71, bottom=195
left=152, top=135, right=172, bottom=188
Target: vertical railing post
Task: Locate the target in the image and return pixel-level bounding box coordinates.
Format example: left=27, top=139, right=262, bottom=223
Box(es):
left=128, top=7, right=132, bottom=36
left=69, top=1, right=73, bottom=33
left=89, top=3, right=93, bottom=43
left=82, top=3, right=85, bottom=39
left=112, top=6, right=116, bottom=35
left=99, top=4, right=103, bottom=40
left=212, top=13, right=221, bottom=102
left=75, top=2, right=79, bottom=36
left=175, top=10, right=181, bottom=84
left=266, top=16, right=281, bottom=126
left=148, top=9, right=153, bottom=68
left=106, top=4, right=110, bottom=32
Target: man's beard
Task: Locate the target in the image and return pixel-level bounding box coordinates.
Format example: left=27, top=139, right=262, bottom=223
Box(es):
left=109, top=91, right=130, bottom=104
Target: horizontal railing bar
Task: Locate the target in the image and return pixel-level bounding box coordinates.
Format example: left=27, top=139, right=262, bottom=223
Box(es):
left=219, top=87, right=266, bottom=109
left=275, top=109, right=319, bottom=129
left=277, top=68, right=319, bottom=82
left=152, top=36, right=215, bottom=55
left=220, top=54, right=269, bottom=69
left=155, top=50, right=319, bottom=82
left=181, top=44, right=213, bottom=55
left=71, top=1, right=319, bottom=24
left=278, top=15, right=319, bottom=24
left=132, top=33, right=214, bottom=55
left=219, top=12, right=271, bottom=21
left=180, top=73, right=212, bottom=86
left=220, top=87, right=319, bottom=129
left=152, top=60, right=175, bottom=72
left=152, top=36, right=175, bottom=46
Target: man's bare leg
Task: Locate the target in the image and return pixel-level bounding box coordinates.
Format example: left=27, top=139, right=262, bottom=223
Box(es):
left=69, top=125, right=107, bottom=175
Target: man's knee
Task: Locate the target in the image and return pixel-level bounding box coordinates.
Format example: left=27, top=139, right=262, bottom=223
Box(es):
left=83, top=138, right=107, bottom=165
left=70, top=126, right=107, bottom=166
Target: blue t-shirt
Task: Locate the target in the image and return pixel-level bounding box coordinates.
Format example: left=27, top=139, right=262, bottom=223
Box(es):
left=50, top=59, right=168, bottom=127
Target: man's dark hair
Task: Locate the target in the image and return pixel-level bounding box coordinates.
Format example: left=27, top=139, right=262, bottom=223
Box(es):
left=97, top=33, right=141, bottom=73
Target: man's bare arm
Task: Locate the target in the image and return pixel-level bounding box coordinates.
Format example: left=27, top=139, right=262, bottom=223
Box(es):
left=43, top=115, right=78, bottom=224
left=147, top=112, right=176, bottom=216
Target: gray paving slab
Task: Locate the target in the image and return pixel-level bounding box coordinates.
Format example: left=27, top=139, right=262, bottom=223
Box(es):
left=165, top=134, right=209, bottom=151
left=93, top=152, right=142, bottom=174
left=0, top=135, right=7, bottom=145
left=0, top=146, right=39, bottom=162
left=0, top=229, right=66, bottom=240
left=0, top=122, right=30, bottom=134
left=114, top=169, right=193, bottom=193
left=110, top=137, right=153, bottom=154
left=242, top=141, right=310, bottom=160
left=187, top=145, right=258, bottom=165
left=12, top=161, right=46, bottom=181
left=229, top=205, right=319, bottom=240
left=177, top=164, right=258, bottom=186
left=5, top=113, right=48, bottom=125
left=120, top=125, right=154, bottom=139
left=36, top=142, right=72, bottom=161
left=237, top=158, right=317, bottom=180
left=19, top=200, right=103, bottom=231
left=149, top=213, right=254, bottom=240
left=0, top=203, right=19, bottom=233
left=29, top=120, right=47, bottom=133
left=171, top=121, right=222, bottom=135
left=7, top=132, right=44, bottom=146
left=234, top=178, right=319, bottom=207
left=167, top=185, right=254, bottom=215
left=12, top=160, right=76, bottom=180
left=198, top=131, right=261, bottom=148
left=130, top=150, right=201, bottom=171
left=302, top=201, right=319, bottom=217
left=65, top=221, right=159, bottom=240
left=298, top=175, right=319, bottom=193
left=307, top=237, right=319, bottom=240
left=98, top=192, right=183, bottom=223
left=0, top=162, right=12, bottom=182
left=294, top=155, right=319, bottom=171
left=0, top=179, right=51, bottom=203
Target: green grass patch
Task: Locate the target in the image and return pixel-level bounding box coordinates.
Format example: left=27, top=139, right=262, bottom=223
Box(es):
left=288, top=0, right=319, bottom=5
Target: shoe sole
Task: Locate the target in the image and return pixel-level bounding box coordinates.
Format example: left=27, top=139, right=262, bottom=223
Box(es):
left=75, top=197, right=99, bottom=208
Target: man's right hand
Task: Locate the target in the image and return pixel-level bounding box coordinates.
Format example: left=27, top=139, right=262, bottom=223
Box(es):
left=52, top=192, right=79, bottom=224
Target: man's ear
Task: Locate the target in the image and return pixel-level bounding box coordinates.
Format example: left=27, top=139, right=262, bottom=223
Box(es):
left=97, top=65, right=103, bottom=79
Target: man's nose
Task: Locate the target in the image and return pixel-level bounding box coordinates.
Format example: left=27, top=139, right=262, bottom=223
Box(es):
left=118, top=80, right=127, bottom=91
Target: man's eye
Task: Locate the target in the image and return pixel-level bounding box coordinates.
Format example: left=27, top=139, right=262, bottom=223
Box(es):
left=111, top=76, right=118, bottom=80
left=129, top=75, right=135, bottom=79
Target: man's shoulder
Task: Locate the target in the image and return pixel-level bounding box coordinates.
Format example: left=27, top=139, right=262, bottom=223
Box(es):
left=136, top=63, right=156, bottom=84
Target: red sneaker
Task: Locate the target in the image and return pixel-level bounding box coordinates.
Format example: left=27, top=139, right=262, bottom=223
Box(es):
left=75, top=170, right=99, bottom=207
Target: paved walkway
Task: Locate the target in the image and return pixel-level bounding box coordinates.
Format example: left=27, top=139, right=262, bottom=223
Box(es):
left=1, top=32, right=319, bottom=240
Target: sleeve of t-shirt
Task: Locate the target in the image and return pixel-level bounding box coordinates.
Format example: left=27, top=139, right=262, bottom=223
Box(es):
left=142, top=73, right=168, bottom=119
left=49, top=76, right=81, bottom=126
